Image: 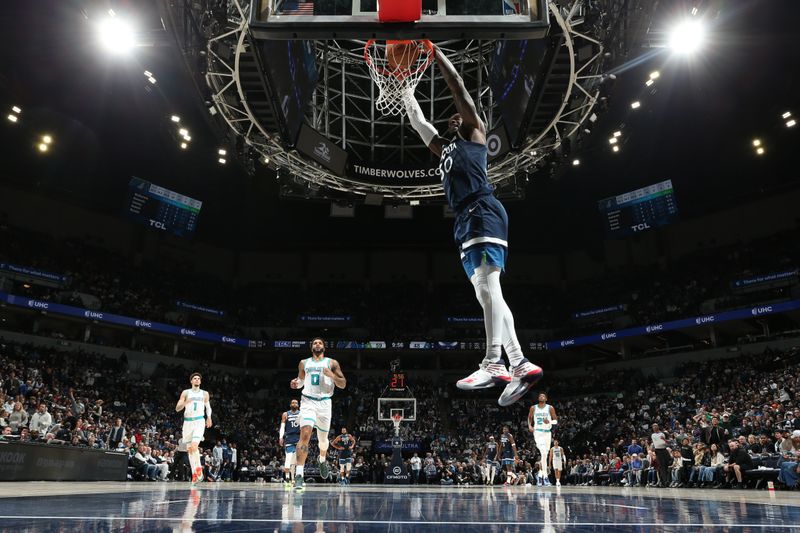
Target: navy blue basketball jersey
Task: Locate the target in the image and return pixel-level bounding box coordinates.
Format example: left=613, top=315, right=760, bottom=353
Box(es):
left=500, top=433, right=514, bottom=458
left=285, top=410, right=300, bottom=445
left=486, top=440, right=498, bottom=459
left=339, top=434, right=353, bottom=458
left=439, top=136, right=493, bottom=211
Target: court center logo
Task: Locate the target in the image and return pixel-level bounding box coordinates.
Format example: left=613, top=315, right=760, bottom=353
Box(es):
left=486, top=134, right=502, bottom=157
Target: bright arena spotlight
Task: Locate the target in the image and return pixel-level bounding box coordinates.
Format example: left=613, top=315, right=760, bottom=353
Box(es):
left=97, top=16, right=136, bottom=55
left=669, top=19, right=706, bottom=55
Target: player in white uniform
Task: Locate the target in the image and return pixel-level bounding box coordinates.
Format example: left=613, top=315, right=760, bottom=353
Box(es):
left=528, top=392, right=557, bottom=486
left=549, top=439, right=565, bottom=487
left=289, top=337, right=347, bottom=490
left=175, top=372, right=212, bottom=484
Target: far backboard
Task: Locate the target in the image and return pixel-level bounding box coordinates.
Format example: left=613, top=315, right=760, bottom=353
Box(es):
left=250, top=0, right=549, bottom=40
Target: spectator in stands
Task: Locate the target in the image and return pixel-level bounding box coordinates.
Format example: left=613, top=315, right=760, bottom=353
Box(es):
left=627, top=438, right=643, bottom=457
left=9, top=401, right=28, bottom=432
left=704, top=417, right=727, bottom=449
left=687, top=443, right=708, bottom=487
left=410, top=452, right=422, bottom=484
left=776, top=431, right=799, bottom=489
left=132, top=443, right=158, bottom=480
left=108, top=418, right=125, bottom=449
left=29, top=403, right=52, bottom=434
left=720, top=439, right=753, bottom=489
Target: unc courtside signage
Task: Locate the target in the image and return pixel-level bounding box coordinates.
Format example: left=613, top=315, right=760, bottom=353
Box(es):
left=541, top=298, right=800, bottom=351
left=0, top=291, right=253, bottom=348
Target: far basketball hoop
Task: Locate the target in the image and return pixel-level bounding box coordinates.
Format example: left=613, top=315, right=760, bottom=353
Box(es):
left=390, top=411, right=403, bottom=436
left=364, top=40, right=434, bottom=116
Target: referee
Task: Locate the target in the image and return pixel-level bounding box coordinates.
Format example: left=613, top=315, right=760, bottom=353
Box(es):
left=651, top=423, right=671, bottom=487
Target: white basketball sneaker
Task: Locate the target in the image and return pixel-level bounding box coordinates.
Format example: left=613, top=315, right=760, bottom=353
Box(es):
left=457, top=363, right=511, bottom=390
left=498, top=359, right=543, bottom=406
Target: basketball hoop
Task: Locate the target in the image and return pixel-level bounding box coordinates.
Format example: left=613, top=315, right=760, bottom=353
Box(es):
left=390, top=412, right=403, bottom=435
left=364, top=40, right=434, bottom=116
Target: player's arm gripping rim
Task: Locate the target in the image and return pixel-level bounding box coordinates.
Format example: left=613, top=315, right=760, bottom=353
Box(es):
left=322, top=359, right=347, bottom=389
left=175, top=391, right=187, bottom=413
left=433, top=45, right=486, bottom=142
left=290, top=360, right=306, bottom=389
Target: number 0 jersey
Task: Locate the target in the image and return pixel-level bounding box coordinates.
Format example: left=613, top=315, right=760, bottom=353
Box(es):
left=303, top=357, right=335, bottom=399
left=439, top=136, right=493, bottom=212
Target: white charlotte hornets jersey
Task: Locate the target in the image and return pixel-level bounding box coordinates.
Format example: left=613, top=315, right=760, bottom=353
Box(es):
left=303, top=357, right=335, bottom=399
left=183, top=389, right=206, bottom=418
left=533, top=404, right=552, bottom=431
left=552, top=447, right=563, bottom=461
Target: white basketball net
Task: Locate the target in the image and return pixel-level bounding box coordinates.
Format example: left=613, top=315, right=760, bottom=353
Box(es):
left=364, top=40, right=434, bottom=116
left=391, top=414, right=403, bottom=434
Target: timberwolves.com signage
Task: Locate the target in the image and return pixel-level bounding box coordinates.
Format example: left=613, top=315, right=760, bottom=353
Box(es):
left=348, top=161, right=441, bottom=187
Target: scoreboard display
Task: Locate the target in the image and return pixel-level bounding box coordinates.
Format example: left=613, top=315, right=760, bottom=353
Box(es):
left=598, top=180, right=678, bottom=237
left=126, top=177, right=202, bottom=237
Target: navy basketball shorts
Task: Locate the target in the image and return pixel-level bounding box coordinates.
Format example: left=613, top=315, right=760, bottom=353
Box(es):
left=454, top=195, right=509, bottom=278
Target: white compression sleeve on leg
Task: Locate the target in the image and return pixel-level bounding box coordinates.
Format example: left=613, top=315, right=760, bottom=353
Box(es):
left=472, top=265, right=502, bottom=363
left=485, top=268, right=524, bottom=366
left=403, top=91, right=438, bottom=147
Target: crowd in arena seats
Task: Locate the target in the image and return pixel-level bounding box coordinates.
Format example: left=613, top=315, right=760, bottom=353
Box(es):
left=2, top=330, right=798, bottom=489
left=2, top=221, right=798, bottom=343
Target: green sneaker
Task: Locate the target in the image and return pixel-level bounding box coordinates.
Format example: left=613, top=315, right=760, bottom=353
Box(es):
left=294, top=475, right=305, bottom=491
left=318, top=459, right=330, bottom=480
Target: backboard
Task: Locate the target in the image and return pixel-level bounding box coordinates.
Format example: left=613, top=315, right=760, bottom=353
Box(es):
left=250, top=0, right=549, bottom=40
left=378, top=397, right=417, bottom=422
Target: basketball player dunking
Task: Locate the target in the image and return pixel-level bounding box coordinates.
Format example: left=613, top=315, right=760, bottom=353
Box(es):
left=289, top=337, right=347, bottom=490
left=331, top=427, right=356, bottom=485
left=528, top=392, right=558, bottom=486
left=175, top=372, right=212, bottom=485
left=403, top=43, right=542, bottom=406
left=279, top=399, right=301, bottom=486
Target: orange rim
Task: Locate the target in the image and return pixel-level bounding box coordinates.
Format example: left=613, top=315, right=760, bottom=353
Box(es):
left=364, top=39, right=435, bottom=80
